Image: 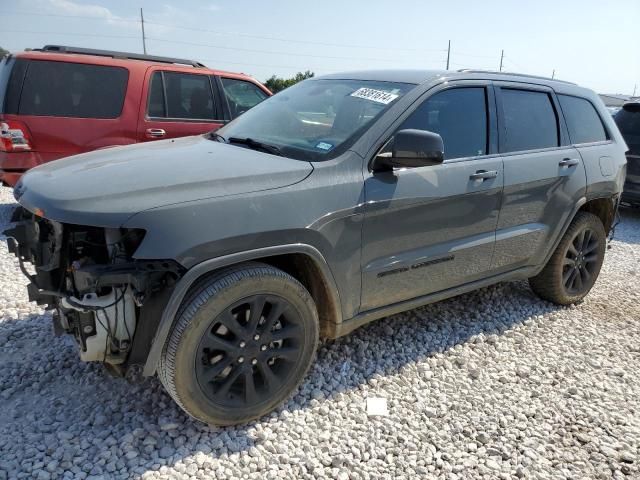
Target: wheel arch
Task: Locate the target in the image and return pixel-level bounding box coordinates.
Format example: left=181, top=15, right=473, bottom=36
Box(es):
left=533, top=194, right=618, bottom=277
left=579, top=195, right=618, bottom=234
left=142, top=243, right=342, bottom=376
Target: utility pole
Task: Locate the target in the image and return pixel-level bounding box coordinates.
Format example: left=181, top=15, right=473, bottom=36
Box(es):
left=634, top=84, right=637, bottom=97
left=140, top=8, right=147, bottom=54
left=552, top=69, right=555, bottom=79
left=446, top=40, right=451, bottom=70
left=499, top=49, right=504, bottom=72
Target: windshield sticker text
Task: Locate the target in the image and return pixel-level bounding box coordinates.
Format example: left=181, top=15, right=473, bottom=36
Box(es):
left=315, top=142, right=334, bottom=151
left=350, top=88, right=399, bottom=105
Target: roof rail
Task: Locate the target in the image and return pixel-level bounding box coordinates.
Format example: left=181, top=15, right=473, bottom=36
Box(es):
left=456, top=69, right=576, bottom=85
left=35, top=45, right=206, bottom=68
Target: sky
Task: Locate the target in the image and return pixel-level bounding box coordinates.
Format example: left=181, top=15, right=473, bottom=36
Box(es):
left=1, top=0, right=638, bottom=94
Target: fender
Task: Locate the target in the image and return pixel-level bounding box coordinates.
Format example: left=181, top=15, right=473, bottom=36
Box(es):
left=142, top=243, right=342, bottom=376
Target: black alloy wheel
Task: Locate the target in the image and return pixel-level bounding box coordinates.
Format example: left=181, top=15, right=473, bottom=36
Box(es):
left=195, top=294, right=305, bottom=407
left=529, top=211, right=606, bottom=305
left=158, top=263, right=319, bottom=425
left=562, top=227, right=601, bottom=295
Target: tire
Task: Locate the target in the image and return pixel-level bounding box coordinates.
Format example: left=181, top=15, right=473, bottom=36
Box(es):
left=529, top=211, right=606, bottom=305
left=157, top=263, right=319, bottom=425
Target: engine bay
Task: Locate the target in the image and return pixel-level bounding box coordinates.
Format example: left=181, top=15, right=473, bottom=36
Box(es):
left=4, top=207, right=183, bottom=371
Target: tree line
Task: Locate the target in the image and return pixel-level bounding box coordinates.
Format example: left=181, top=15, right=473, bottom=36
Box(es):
left=264, top=71, right=314, bottom=93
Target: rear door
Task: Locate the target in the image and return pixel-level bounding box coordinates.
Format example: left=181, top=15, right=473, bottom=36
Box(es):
left=138, top=68, right=224, bottom=141
left=493, top=83, right=586, bottom=272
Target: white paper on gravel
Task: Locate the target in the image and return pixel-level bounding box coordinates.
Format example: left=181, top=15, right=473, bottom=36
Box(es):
left=366, top=397, right=389, bottom=416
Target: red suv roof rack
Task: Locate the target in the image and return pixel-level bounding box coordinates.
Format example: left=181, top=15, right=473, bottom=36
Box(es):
left=35, top=45, right=206, bottom=68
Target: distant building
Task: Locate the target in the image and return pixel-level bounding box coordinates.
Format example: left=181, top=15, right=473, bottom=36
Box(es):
left=599, top=94, right=635, bottom=107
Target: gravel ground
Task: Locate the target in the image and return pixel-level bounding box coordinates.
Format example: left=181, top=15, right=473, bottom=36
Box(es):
left=0, top=184, right=639, bottom=480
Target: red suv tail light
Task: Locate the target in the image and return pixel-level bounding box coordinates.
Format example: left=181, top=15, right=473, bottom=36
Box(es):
left=0, top=121, right=32, bottom=152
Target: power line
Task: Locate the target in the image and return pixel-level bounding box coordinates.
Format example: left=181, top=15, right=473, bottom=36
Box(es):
left=0, top=10, right=447, bottom=54
left=0, top=28, right=442, bottom=64
left=1, top=29, right=140, bottom=39
left=0, top=10, right=140, bottom=23
left=451, top=51, right=496, bottom=59
left=144, top=36, right=439, bottom=63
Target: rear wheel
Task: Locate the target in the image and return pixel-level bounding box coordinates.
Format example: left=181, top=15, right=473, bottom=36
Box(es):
left=158, top=263, right=319, bottom=425
left=529, top=212, right=606, bottom=305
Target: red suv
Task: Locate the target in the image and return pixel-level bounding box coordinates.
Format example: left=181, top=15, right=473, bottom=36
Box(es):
left=0, top=45, right=271, bottom=186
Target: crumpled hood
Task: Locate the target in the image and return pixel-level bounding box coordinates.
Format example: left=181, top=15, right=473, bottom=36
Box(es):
left=15, top=135, right=313, bottom=226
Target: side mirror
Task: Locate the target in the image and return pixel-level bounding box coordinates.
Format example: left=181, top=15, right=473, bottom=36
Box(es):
left=622, top=102, right=640, bottom=113
left=372, top=129, right=444, bottom=172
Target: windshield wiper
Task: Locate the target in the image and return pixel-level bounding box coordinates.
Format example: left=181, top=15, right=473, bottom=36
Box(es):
left=228, top=137, right=283, bottom=156
left=206, top=131, right=227, bottom=142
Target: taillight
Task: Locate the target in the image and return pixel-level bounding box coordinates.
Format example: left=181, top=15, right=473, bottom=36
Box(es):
left=0, top=121, right=32, bottom=152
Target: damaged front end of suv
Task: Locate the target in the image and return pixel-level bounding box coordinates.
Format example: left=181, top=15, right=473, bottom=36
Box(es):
left=5, top=207, right=184, bottom=375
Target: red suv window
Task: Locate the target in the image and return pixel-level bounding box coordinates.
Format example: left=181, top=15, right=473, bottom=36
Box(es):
left=18, top=60, right=128, bottom=119
left=147, top=71, right=216, bottom=120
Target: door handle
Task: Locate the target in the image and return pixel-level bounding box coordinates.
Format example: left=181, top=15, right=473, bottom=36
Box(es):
left=470, top=170, right=498, bottom=181
left=559, top=158, right=579, bottom=167
left=145, top=128, right=166, bottom=139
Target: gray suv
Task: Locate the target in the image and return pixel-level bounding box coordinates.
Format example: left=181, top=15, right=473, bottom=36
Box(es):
left=3, top=69, right=626, bottom=425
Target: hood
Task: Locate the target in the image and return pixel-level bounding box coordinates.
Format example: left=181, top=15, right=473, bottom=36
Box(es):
left=15, top=135, right=313, bottom=226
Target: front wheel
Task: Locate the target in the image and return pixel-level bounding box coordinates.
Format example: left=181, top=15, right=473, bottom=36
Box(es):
left=157, top=263, right=319, bottom=425
left=529, top=212, right=606, bottom=305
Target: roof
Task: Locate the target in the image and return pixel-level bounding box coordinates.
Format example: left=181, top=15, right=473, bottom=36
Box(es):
left=316, top=70, right=447, bottom=85
left=35, top=45, right=206, bottom=67
left=315, top=69, right=576, bottom=88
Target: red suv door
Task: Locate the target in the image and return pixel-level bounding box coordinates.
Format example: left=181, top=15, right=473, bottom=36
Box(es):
left=137, top=67, right=225, bottom=141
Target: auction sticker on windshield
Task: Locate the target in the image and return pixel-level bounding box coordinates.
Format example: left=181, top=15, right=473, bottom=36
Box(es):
left=350, top=88, right=399, bottom=105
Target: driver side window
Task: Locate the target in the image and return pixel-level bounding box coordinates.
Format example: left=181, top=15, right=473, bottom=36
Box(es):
left=399, top=87, right=488, bottom=160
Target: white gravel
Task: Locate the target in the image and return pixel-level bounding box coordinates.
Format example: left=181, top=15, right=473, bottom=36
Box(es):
left=0, top=184, right=639, bottom=480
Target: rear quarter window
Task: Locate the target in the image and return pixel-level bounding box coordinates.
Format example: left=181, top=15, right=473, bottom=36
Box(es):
left=1, top=57, right=28, bottom=114
left=18, top=60, right=129, bottom=119
left=558, top=94, right=608, bottom=144
left=0, top=56, right=14, bottom=112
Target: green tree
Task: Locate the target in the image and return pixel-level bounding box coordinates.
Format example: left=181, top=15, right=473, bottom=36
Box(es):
left=264, top=71, right=314, bottom=93
left=0, top=46, right=9, bottom=58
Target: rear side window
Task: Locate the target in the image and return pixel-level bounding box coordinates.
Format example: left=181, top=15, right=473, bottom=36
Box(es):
left=18, top=60, right=128, bottom=118
left=399, top=87, right=488, bottom=159
left=558, top=94, right=608, bottom=144
left=220, top=78, right=268, bottom=118
left=501, top=89, right=558, bottom=152
left=148, top=71, right=216, bottom=120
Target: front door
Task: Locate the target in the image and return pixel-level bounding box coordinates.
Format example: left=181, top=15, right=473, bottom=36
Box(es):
left=492, top=84, right=587, bottom=272
left=361, top=84, right=503, bottom=312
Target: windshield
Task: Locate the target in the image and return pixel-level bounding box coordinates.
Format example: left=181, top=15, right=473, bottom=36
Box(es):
left=214, top=79, right=415, bottom=161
